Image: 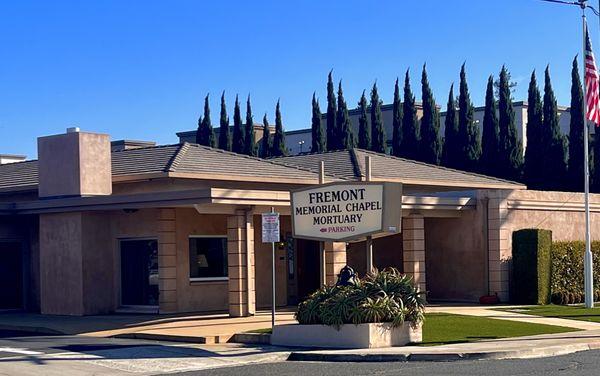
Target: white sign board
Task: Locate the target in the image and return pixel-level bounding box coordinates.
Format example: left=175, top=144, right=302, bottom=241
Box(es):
left=291, top=183, right=386, bottom=241
left=262, top=212, right=280, bottom=243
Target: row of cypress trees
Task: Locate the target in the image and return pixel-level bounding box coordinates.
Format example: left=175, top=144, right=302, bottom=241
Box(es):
left=195, top=93, right=287, bottom=158
left=310, top=62, right=596, bottom=192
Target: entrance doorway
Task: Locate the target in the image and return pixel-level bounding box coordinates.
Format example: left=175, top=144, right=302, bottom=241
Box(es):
left=120, top=239, right=159, bottom=307
left=295, top=239, right=320, bottom=301
left=0, top=242, right=22, bottom=310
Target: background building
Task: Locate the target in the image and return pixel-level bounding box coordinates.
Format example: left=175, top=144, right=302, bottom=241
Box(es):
left=283, top=101, right=572, bottom=155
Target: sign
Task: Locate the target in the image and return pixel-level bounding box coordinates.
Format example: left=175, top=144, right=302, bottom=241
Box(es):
left=262, top=212, right=280, bottom=243
left=292, top=182, right=400, bottom=242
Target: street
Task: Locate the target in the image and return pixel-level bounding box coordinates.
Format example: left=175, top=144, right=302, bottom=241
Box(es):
left=1, top=330, right=600, bottom=375
left=180, top=350, right=600, bottom=376
left=0, top=330, right=289, bottom=375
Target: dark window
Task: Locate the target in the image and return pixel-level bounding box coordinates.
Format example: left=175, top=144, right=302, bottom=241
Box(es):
left=189, top=237, right=228, bottom=279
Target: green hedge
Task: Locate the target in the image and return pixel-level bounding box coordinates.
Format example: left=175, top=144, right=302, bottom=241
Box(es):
left=551, top=241, right=600, bottom=304
left=512, top=229, right=552, bottom=305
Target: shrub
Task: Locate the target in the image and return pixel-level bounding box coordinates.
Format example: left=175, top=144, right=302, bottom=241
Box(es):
left=512, top=229, right=552, bottom=304
left=295, top=268, right=425, bottom=329
left=551, top=241, right=600, bottom=304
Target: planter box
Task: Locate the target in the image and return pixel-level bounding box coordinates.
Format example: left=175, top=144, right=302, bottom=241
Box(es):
left=271, top=322, right=422, bottom=349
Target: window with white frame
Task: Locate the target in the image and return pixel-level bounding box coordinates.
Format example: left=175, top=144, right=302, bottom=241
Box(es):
left=189, top=236, right=228, bottom=281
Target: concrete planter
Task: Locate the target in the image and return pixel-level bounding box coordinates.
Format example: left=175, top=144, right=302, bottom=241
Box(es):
left=271, top=322, right=422, bottom=349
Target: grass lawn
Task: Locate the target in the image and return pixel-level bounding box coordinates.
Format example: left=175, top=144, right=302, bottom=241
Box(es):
left=499, top=304, right=600, bottom=323
left=247, top=313, right=577, bottom=346
left=418, top=312, right=577, bottom=346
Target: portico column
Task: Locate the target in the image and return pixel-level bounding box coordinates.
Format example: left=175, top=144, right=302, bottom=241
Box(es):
left=402, top=214, right=426, bottom=293
left=324, top=241, right=347, bottom=285
left=227, top=209, right=255, bottom=317
left=487, top=190, right=510, bottom=302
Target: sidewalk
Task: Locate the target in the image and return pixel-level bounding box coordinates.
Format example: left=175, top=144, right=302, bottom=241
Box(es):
left=0, top=310, right=296, bottom=344
left=289, top=329, right=600, bottom=362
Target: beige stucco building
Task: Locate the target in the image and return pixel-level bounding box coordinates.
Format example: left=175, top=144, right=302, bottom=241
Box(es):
left=0, top=128, right=597, bottom=316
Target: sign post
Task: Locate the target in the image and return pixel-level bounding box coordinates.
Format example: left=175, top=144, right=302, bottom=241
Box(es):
left=262, top=208, right=280, bottom=329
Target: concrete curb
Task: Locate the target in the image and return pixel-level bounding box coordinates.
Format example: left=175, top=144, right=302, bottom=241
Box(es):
left=112, top=332, right=234, bottom=344
left=288, top=341, right=600, bottom=362
left=232, top=333, right=271, bottom=345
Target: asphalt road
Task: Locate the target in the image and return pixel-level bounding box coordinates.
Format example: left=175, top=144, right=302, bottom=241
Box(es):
left=2, top=329, right=600, bottom=375
left=178, top=349, right=600, bottom=376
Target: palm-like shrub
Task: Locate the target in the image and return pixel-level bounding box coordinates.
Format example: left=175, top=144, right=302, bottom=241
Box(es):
left=295, top=268, right=425, bottom=329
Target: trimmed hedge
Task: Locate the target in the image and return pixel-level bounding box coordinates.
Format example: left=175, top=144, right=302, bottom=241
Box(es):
left=512, top=229, right=552, bottom=305
left=551, top=241, right=600, bottom=304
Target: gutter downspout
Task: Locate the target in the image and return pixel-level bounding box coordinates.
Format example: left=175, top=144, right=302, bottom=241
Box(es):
left=245, top=207, right=255, bottom=316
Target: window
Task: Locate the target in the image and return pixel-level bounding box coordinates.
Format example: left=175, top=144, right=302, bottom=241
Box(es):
left=189, top=236, right=228, bottom=281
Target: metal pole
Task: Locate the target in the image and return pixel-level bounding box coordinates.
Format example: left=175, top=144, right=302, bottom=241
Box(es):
left=583, top=7, right=595, bottom=308
left=319, top=161, right=326, bottom=285
left=271, top=206, right=276, bottom=329
left=365, top=156, right=373, bottom=274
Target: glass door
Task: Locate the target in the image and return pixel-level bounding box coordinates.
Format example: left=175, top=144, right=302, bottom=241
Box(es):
left=120, top=239, right=159, bottom=306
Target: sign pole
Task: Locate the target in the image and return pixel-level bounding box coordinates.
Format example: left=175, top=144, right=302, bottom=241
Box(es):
left=319, top=161, right=326, bottom=285
left=271, top=207, right=276, bottom=329
left=365, top=156, right=374, bottom=274
left=261, top=208, right=280, bottom=329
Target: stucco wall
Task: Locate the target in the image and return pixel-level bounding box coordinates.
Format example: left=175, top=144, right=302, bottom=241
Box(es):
left=502, top=190, right=600, bottom=243
left=39, top=212, right=85, bottom=315
left=425, top=209, right=487, bottom=302
left=347, top=234, right=404, bottom=277
left=174, top=208, right=229, bottom=313
left=254, top=215, right=290, bottom=308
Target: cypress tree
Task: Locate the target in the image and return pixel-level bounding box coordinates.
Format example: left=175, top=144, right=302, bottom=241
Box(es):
left=420, top=64, right=441, bottom=165
left=260, top=114, right=271, bottom=158
left=568, top=57, right=585, bottom=192
left=232, top=95, right=245, bottom=154
left=243, top=95, right=257, bottom=156
left=497, top=65, right=523, bottom=181
left=540, top=66, right=567, bottom=190
left=392, top=78, right=403, bottom=157
left=311, top=93, right=325, bottom=153
left=326, top=71, right=337, bottom=150
left=457, top=63, right=481, bottom=173
left=442, top=84, right=460, bottom=169
left=357, top=90, right=371, bottom=150
left=196, top=94, right=216, bottom=147
left=336, top=81, right=355, bottom=150
left=481, top=76, right=500, bottom=176
left=524, top=71, right=544, bottom=189
left=271, top=100, right=287, bottom=157
left=218, top=92, right=231, bottom=151
left=400, top=70, right=420, bottom=159
left=370, top=83, right=386, bottom=153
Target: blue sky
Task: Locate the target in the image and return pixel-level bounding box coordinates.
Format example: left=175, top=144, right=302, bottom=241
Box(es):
left=0, top=0, right=597, bottom=158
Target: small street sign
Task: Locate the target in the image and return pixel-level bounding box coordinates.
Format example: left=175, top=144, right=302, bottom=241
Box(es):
left=262, top=212, right=280, bottom=243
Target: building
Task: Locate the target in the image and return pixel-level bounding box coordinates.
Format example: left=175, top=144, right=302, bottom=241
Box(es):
left=283, top=101, right=572, bottom=155
left=1, top=128, right=599, bottom=316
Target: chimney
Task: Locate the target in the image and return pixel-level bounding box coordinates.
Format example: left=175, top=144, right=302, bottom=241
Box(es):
left=37, top=128, right=112, bottom=198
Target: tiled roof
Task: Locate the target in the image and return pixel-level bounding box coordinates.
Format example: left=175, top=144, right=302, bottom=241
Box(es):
left=270, top=150, right=359, bottom=180
left=271, top=149, right=524, bottom=189
left=169, top=143, right=324, bottom=180
left=0, top=143, right=324, bottom=192
left=0, top=160, right=38, bottom=191
left=0, top=144, right=524, bottom=193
